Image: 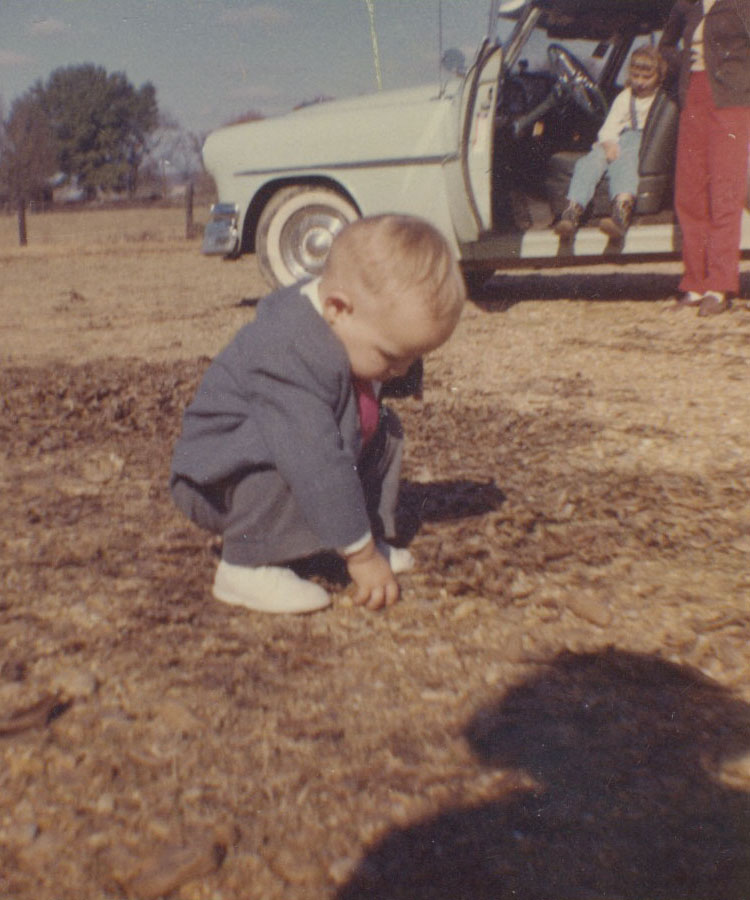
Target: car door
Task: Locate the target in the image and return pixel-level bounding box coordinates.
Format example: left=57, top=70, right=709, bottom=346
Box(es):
left=444, top=42, right=504, bottom=243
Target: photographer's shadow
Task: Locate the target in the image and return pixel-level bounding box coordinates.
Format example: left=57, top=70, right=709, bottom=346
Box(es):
left=339, top=648, right=750, bottom=899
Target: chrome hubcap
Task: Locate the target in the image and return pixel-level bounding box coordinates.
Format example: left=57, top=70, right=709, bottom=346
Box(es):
left=280, top=205, right=349, bottom=280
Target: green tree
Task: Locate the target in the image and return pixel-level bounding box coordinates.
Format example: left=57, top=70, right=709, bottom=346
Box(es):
left=35, top=64, right=158, bottom=197
left=0, top=91, right=58, bottom=245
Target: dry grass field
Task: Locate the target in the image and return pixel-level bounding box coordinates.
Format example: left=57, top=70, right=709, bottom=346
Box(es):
left=2, top=207, right=750, bottom=899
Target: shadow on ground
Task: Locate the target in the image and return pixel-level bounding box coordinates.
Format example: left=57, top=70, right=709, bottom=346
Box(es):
left=471, top=269, right=750, bottom=309
left=397, top=478, right=505, bottom=529
left=292, top=478, right=505, bottom=587
left=338, top=648, right=750, bottom=900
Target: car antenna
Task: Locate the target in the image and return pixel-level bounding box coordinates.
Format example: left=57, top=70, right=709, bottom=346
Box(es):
left=437, top=1, right=465, bottom=95
left=487, top=0, right=501, bottom=42
left=363, top=0, right=383, bottom=91
left=437, top=0, right=444, bottom=96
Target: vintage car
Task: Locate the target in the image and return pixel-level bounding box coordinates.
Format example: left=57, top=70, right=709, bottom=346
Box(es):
left=201, top=0, right=750, bottom=290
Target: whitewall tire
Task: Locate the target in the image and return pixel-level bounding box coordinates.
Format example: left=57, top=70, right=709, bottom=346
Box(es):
left=256, top=185, right=359, bottom=288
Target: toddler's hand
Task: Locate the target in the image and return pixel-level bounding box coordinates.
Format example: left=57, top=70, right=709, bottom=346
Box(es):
left=346, top=540, right=399, bottom=610
left=602, top=140, right=619, bottom=162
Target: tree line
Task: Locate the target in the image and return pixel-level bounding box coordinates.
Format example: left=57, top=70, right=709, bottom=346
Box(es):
left=1, top=62, right=328, bottom=222
left=0, top=64, right=163, bottom=209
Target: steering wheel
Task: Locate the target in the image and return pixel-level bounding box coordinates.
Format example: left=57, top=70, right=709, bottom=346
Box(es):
left=547, top=43, right=608, bottom=120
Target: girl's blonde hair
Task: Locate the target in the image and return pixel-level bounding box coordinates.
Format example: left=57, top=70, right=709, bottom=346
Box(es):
left=627, top=44, right=667, bottom=86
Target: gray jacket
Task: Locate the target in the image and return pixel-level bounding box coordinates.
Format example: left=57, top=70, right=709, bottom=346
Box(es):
left=170, top=283, right=370, bottom=549
left=660, top=0, right=750, bottom=107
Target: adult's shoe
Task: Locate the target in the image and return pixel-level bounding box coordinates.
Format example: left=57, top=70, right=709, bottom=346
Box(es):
left=697, top=292, right=729, bottom=317
left=669, top=291, right=703, bottom=311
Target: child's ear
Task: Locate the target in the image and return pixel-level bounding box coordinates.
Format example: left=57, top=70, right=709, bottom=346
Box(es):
left=321, top=292, right=353, bottom=324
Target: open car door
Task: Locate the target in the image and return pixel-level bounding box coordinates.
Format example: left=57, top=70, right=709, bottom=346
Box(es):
left=444, top=42, right=503, bottom=243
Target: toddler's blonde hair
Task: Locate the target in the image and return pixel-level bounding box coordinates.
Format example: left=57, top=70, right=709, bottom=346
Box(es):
left=325, top=214, right=466, bottom=325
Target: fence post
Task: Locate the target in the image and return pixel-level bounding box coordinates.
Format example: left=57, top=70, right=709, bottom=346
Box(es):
left=185, top=182, right=194, bottom=239
left=17, top=197, right=27, bottom=247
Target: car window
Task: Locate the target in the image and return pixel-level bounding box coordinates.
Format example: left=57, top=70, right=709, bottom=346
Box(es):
left=499, top=20, right=613, bottom=83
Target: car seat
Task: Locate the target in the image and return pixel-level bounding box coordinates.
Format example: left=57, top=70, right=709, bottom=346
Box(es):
left=545, top=90, right=679, bottom=220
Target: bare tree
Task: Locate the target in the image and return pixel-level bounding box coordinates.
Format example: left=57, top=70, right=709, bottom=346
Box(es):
left=0, top=92, right=57, bottom=246
left=139, top=111, right=207, bottom=200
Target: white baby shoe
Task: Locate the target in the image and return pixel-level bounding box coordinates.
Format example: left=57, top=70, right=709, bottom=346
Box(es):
left=212, top=560, right=331, bottom=614
left=376, top=542, right=415, bottom=574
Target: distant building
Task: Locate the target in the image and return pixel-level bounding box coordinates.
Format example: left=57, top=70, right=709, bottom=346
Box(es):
left=50, top=173, right=85, bottom=205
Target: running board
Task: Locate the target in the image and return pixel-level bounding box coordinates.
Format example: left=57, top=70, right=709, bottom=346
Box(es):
left=461, top=211, right=750, bottom=265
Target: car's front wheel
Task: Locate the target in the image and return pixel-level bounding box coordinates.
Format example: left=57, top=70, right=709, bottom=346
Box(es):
left=255, top=185, right=359, bottom=288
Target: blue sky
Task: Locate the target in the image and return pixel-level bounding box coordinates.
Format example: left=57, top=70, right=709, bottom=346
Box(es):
left=1, top=1, right=497, bottom=136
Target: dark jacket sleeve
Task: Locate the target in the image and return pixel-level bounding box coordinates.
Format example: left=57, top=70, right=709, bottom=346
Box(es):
left=662, top=0, right=750, bottom=107
left=240, top=330, right=371, bottom=548
left=704, top=0, right=750, bottom=107
left=659, top=0, right=691, bottom=76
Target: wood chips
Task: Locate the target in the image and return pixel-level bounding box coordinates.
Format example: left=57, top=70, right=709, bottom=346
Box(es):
left=1, top=209, right=750, bottom=898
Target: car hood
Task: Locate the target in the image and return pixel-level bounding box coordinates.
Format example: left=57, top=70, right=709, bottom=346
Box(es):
left=202, top=81, right=461, bottom=178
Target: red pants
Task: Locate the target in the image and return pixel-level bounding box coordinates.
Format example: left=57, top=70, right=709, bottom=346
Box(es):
left=675, top=71, right=750, bottom=295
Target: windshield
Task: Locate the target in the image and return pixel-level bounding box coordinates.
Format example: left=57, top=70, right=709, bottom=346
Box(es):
left=503, top=23, right=615, bottom=83
left=494, top=2, right=664, bottom=95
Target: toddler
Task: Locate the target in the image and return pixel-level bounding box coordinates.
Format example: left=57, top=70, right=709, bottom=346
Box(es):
left=555, top=44, right=666, bottom=240
left=170, top=214, right=465, bottom=614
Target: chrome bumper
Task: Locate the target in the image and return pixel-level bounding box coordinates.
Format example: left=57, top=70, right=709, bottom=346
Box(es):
left=201, top=202, right=240, bottom=255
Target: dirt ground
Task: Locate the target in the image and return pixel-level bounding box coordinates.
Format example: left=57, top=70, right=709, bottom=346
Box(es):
left=2, top=208, right=750, bottom=899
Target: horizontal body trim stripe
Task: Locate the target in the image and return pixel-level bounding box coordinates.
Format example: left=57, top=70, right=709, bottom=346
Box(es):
left=235, top=154, right=455, bottom=178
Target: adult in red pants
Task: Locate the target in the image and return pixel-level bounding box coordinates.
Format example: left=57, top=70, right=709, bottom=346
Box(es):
left=660, top=0, right=750, bottom=316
